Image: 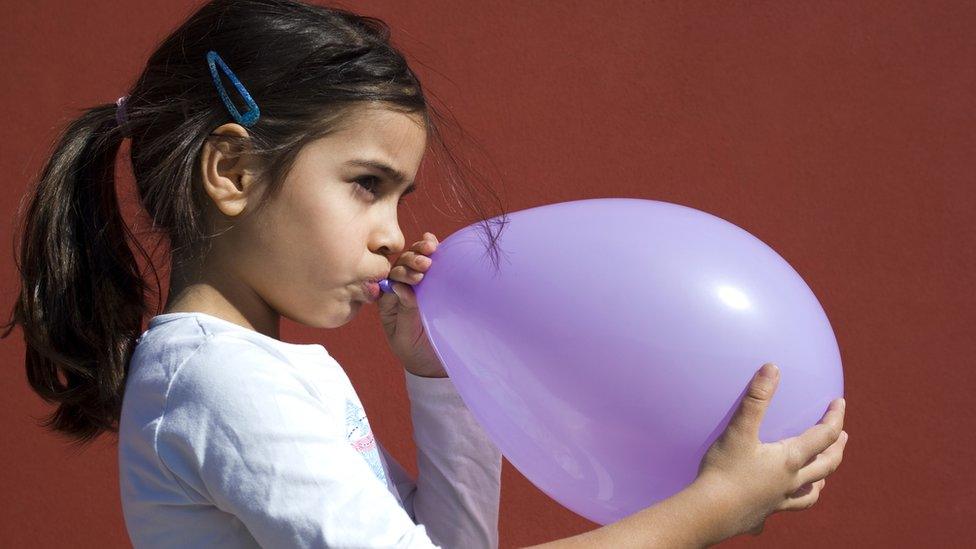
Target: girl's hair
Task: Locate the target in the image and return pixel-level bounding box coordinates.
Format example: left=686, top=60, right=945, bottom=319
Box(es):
left=2, top=0, right=507, bottom=448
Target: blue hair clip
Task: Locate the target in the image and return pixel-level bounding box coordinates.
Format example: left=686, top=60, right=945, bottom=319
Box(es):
left=206, top=50, right=260, bottom=127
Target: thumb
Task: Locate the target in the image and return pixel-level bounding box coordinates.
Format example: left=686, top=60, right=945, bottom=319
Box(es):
left=727, top=363, right=779, bottom=441
left=377, top=280, right=416, bottom=314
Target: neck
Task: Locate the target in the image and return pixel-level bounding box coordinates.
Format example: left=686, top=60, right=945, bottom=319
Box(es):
left=162, top=252, right=280, bottom=340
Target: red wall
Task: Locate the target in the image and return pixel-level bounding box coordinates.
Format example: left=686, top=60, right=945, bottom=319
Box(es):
left=1, top=1, right=972, bottom=547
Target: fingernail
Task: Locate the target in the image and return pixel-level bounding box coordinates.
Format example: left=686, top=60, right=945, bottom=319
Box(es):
left=759, top=363, right=778, bottom=379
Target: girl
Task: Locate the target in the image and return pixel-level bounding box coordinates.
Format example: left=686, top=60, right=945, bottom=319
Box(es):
left=3, top=1, right=847, bottom=547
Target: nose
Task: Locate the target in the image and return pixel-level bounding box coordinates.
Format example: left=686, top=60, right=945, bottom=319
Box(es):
left=370, top=210, right=406, bottom=258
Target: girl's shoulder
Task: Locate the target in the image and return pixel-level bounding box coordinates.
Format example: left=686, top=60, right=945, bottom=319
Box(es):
left=127, top=312, right=352, bottom=410
left=136, top=311, right=329, bottom=359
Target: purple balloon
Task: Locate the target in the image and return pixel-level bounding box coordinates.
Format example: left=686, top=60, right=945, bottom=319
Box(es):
left=413, top=198, right=843, bottom=525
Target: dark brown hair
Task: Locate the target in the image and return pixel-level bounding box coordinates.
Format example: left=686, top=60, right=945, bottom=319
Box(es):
left=1, top=0, right=507, bottom=448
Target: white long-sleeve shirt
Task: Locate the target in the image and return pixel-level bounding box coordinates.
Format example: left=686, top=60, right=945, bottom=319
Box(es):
left=118, top=312, right=503, bottom=548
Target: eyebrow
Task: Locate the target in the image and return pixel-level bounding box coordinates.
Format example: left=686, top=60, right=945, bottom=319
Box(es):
left=345, top=158, right=417, bottom=195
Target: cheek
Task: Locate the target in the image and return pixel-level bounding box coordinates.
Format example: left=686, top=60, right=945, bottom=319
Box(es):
left=279, top=187, right=337, bottom=248
left=239, top=191, right=325, bottom=282
left=294, top=204, right=362, bottom=281
left=257, top=184, right=363, bottom=289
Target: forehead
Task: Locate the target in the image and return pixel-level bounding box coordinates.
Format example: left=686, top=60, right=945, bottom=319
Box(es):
left=330, top=104, right=428, bottom=164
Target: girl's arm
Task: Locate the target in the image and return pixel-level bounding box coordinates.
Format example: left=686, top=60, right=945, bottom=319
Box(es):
left=390, top=370, right=504, bottom=548
left=524, top=478, right=728, bottom=548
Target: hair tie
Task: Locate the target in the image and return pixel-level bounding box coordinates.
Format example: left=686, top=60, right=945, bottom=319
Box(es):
left=115, top=95, right=129, bottom=129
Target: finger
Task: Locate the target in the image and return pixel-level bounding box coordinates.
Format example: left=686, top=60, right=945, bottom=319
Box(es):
left=783, top=398, right=845, bottom=469
left=378, top=280, right=417, bottom=309
left=396, top=251, right=433, bottom=272
left=795, top=431, right=848, bottom=488
left=410, top=239, right=430, bottom=254
left=408, top=240, right=434, bottom=256
left=776, top=479, right=825, bottom=512
left=410, top=237, right=436, bottom=255
left=413, top=233, right=438, bottom=254
left=389, top=264, right=425, bottom=284
left=725, top=363, right=780, bottom=442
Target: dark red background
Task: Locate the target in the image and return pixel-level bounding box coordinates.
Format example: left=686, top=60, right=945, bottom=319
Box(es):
left=1, top=1, right=972, bottom=547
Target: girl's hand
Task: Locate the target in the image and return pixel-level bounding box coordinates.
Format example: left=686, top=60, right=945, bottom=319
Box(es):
left=694, top=363, right=848, bottom=539
left=377, top=232, right=447, bottom=378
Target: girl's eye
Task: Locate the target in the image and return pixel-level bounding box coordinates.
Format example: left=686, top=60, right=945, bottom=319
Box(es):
left=355, top=175, right=409, bottom=206
left=355, top=175, right=382, bottom=196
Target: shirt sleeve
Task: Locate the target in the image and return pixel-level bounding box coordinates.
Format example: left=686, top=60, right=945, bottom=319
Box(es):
left=154, top=337, right=441, bottom=548
left=388, top=371, right=504, bottom=549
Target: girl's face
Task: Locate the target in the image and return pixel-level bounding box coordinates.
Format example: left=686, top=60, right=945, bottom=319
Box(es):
left=213, top=104, right=427, bottom=330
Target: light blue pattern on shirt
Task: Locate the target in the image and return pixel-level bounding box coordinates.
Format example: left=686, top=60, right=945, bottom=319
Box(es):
left=344, top=399, right=388, bottom=485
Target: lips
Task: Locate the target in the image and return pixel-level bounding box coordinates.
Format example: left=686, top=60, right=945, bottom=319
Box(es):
left=361, top=279, right=381, bottom=302
left=360, top=272, right=389, bottom=302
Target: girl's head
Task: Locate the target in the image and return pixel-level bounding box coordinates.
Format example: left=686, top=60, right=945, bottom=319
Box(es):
left=3, top=0, right=505, bottom=446
left=202, top=103, right=428, bottom=330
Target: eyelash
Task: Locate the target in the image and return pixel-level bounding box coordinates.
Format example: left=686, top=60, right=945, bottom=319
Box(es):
left=355, top=176, right=408, bottom=205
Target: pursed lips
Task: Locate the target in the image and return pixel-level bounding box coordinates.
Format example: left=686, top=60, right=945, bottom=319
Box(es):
left=360, top=275, right=388, bottom=302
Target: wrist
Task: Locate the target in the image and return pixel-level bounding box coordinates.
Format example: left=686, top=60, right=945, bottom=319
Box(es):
left=688, top=475, right=740, bottom=545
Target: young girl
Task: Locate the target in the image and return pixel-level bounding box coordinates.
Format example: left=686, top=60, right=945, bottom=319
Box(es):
left=4, top=1, right=847, bottom=547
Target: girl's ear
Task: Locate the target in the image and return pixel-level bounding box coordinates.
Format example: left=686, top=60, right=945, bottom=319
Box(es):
left=200, top=123, right=261, bottom=217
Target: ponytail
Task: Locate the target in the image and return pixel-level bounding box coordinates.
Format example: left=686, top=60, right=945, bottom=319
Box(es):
left=2, top=103, right=151, bottom=447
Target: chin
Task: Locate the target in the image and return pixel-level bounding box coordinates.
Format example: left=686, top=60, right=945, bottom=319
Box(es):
left=286, top=301, right=359, bottom=330
left=327, top=305, right=360, bottom=329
